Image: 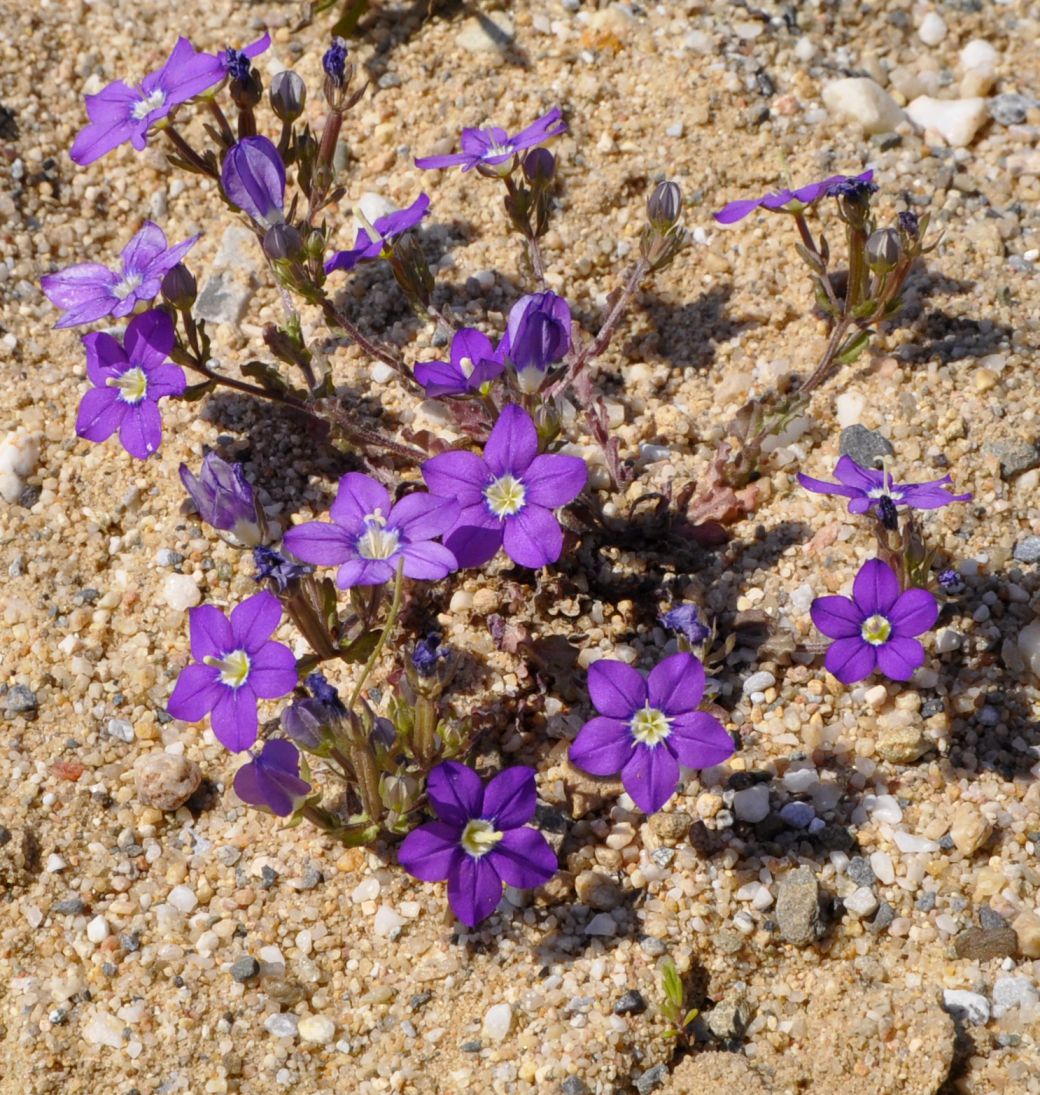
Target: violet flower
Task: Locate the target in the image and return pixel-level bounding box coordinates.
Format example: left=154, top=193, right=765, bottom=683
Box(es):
left=167, top=590, right=299, bottom=752
left=179, top=452, right=264, bottom=546
left=41, top=221, right=200, bottom=329
left=279, top=673, right=346, bottom=755
left=569, top=652, right=735, bottom=814
left=500, top=291, right=571, bottom=392
left=324, top=195, right=431, bottom=275
left=414, top=327, right=505, bottom=398
left=713, top=170, right=875, bottom=225
left=421, top=404, right=587, bottom=570
left=282, top=472, right=459, bottom=588
left=811, top=559, right=938, bottom=685
left=797, top=455, right=971, bottom=515
left=322, top=37, right=349, bottom=86
left=252, top=545, right=313, bottom=592
left=415, top=108, right=566, bottom=173
left=76, top=309, right=186, bottom=460
left=220, top=33, right=271, bottom=85
left=233, top=739, right=311, bottom=817
left=221, top=136, right=286, bottom=228
left=70, top=37, right=227, bottom=165
left=659, top=604, right=710, bottom=645
left=397, top=761, right=557, bottom=926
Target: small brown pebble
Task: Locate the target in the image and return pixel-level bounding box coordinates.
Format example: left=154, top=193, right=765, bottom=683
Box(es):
left=133, top=752, right=202, bottom=811
left=953, top=925, right=1019, bottom=961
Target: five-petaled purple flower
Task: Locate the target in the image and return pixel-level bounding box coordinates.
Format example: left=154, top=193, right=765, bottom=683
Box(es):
left=501, top=291, right=571, bottom=392
left=233, top=738, right=311, bottom=817
left=422, top=404, right=587, bottom=570
left=415, top=108, right=566, bottom=173
left=283, top=472, right=459, bottom=588
left=414, top=327, right=505, bottom=398
left=713, top=170, right=875, bottom=225
left=221, top=136, right=286, bottom=228
left=41, top=222, right=199, bottom=329
left=797, top=455, right=971, bottom=515
left=179, top=452, right=264, bottom=546
left=76, top=309, right=186, bottom=460
left=324, top=195, right=431, bottom=274
left=167, top=590, right=299, bottom=752
left=811, top=559, right=938, bottom=685
left=71, top=38, right=224, bottom=166
left=397, top=761, right=557, bottom=926
left=569, top=653, right=735, bottom=814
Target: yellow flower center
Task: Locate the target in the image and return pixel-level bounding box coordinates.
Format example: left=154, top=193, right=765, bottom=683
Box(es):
left=860, top=614, right=892, bottom=646
left=203, top=649, right=252, bottom=688
left=484, top=474, right=526, bottom=518
left=356, top=510, right=401, bottom=560
left=630, top=705, right=671, bottom=746
left=106, top=366, right=148, bottom=405
left=460, top=818, right=503, bottom=858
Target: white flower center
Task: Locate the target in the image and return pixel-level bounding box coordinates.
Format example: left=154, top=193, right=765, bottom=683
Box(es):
left=112, top=271, right=144, bottom=301
left=459, top=355, right=475, bottom=379
left=483, top=140, right=514, bottom=159
left=106, top=366, right=148, bottom=405
left=867, top=487, right=903, bottom=501
left=460, top=818, right=503, bottom=858
left=131, top=87, right=166, bottom=121
left=484, top=474, right=526, bottom=518
left=356, top=510, right=401, bottom=560
left=203, top=648, right=252, bottom=688
left=630, top=705, right=672, bottom=746
left=860, top=614, right=892, bottom=646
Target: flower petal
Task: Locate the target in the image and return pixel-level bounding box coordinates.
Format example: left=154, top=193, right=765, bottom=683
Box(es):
left=491, top=828, right=557, bottom=889
left=145, top=364, right=187, bottom=399
left=647, top=652, right=705, bottom=716
left=875, top=636, right=925, bottom=681
left=414, top=359, right=466, bottom=397
left=188, top=603, right=234, bottom=660
left=400, top=540, right=458, bottom=581
left=888, top=588, right=938, bottom=638
left=336, top=558, right=395, bottom=587
left=328, top=472, right=390, bottom=529
left=427, top=760, right=484, bottom=826
left=522, top=453, right=587, bottom=509
left=75, top=387, right=123, bottom=444
left=669, top=712, right=736, bottom=770
left=824, top=636, right=876, bottom=685
left=283, top=521, right=354, bottom=566
left=622, top=744, right=680, bottom=814
left=211, top=686, right=259, bottom=752
left=502, top=504, right=562, bottom=568
left=569, top=716, right=633, bottom=776
left=443, top=505, right=503, bottom=569
left=230, top=590, right=283, bottom=651
left=832, top=455, right=883, bottom=492
left=166, top=663, right=221, bottom=723
left=480, top=766, right=536, bottom=828
left=852, top=559, right=900, bottom=616
left=421, top=450, right=489, bottom=507
left=810, top=595, right=862, bottom=639
left=587, top=659, right=646, bottom=718
left=124, top=308, right=175, bottom=369
left=118, top=401, right=163, bottom=459
left=83, top=331, right=126, bottom=385
left=120, top=221, right=168, bottom=272
left=398, top=822, right=462, bottom=882
left=795, top=471, right=860, bottom=501
left=390, top=492, right=459, bottom=541
left=484, top=404, right=538, bottom=477
left=447, top=853, right=502, bottom=927
left=247, top=641, right=298, bottom=699
left=713, top=197, right=763, bottom=224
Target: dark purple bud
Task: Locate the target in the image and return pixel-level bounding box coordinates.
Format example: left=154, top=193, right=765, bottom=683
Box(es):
left=322, top=37, right=349, bottom=87
left=647, top=180, right=683, bottom=230
left=412, top=633, right=448, bottom=678
left=263, top=223, right=304, bottom=262
left=522, top=147, right=556, bottom=185
left=180, top=453, right=264, bottom=546
left=161, top=263, right=197, bottom=309
left=233, top=739, right=311, bottom=817
left=877, top=494, right=898, bottom=531
left=305, top=672, right=346, bottom=714
left=270, top=70, right=306, bottom=122
left=221, top=136, right=286, bottom=228
left=897, top=210, right=920, bottom=239
left=280, top=699, right=329, bottom=752
left=503, top=291, right=572, bottom=393
left=659, top=604, right=710, bottom=645
left=224, top=47, right=252, bottom=86
left=938, top=568, right=963, bottom=592
left=253, top=545, right=313, bottom=592
left=827, top=177, right=878, bottom=203
left=866, top=227, right=902, bottom=272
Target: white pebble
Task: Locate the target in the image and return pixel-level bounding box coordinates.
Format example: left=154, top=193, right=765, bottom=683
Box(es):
left=789, top=583, right=814, bottom=615
left=483, top=1003, right=513, bottom=1042
left=906, top=96, right=988, bottom=148
left=299, top=1014, right=336, bottom=1044
left=265, top=1013, right=299, bottom=1039
left=959, top=39, right=998, bottom=72
left=835, top=391, right=865, bottom=428
left=844, top=887, right=879, bottom=919
left=167, top=885, right=198, bottom=913
left=732, top=784, right=770, bottom=823
left=374, top=905, right=405, bottom=939
left=0, top=428, right=41, bottom=504
left=822, top=78, right=905, bottom=135
left=87, top=915, right=110, bottom=943
left=917, top=12, right=947, bottom=46
left=870, top=851, right=895, bottom=885
left=351, top=877, right=381, bottom=903
left=371, top=362, right=396, bottom=385
left=943, top=989, right=990, bottom=1026
left=783, top=767, right=819, bottom=794
left=992, top=976, right=1038, bottom=1017
left=1017, top=621, right=1040, bottom=676
left=46, top=853, right=67, bottom=873
left=742, top=671, right=775, bottom=695
left=864, top=684, right=888, bottom=709
left=935, top=627, right=963, bottom=654
left=83, top=1010, right=124, bottom=1047
left=163, top=573, right=201, bottom=611
left=864, top=794, right=902, bottom=825
left=893, top=830, right=939, bottom=854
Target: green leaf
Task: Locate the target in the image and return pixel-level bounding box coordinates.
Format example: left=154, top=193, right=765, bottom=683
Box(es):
left=835, top=328, right=872, bottom=366
left=683, top=1007, right=700, bottom=1026
left=180, top=379, right=217, bottom=402
left=242, top=359, right=290, bottom=394
left=794, top=243, right=824, bottom=273
left=339, top=630, right=380, bottom=663
left=851, top=298, right=878, bottom=320
left=814, top=285, right=838, bottom=316
left=660, top=958, right=684, bottom=1009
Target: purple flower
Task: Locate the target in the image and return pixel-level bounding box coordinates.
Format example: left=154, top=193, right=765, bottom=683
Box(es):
left=414, top=327, right=505, bottom=398
left=282, top=473, right=459, bottom=588
left=500, top=291, right=571, bottom=392
left=179, top=452, right=264, bottom=546
left=421, top=404, right=587, bottom=570
left=811, top=559, right=938, bottom=685
left=415, top=108, right=566, bottom=173
left=569, top=653, right=735, bottom=814
left=659, top=604, right=710, bottom=645
left=233, top=739, right=311, bottom=817
left=76, top=309, right=186, bottom=460
left=713, top=170, right=875, bottom=225
left=324, top=195, right=431, bottom=275
left=167, top=590, right=299, bottom=752
left=70, top=37, right=227, bottom=166
left=412, top=633, right=448, bottom=678
left=41, top=222, right=200, bottom=329
left=221, top=136, right=286, bottom=228
left=279, top=674, right=346, bottom=754
left=220, top=33, right=271, bottom=85
left=252, top=545, right=313, bottom=592
left=397, top=761, right=556, bottom=927
left=797, top=455, right=971, bottom=515
left=322, top=37, right=349, bottom=86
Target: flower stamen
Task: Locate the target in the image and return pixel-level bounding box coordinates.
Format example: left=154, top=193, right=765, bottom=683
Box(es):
left=460, top=818, right=503, bottom=858
left=203, top=648, right=252, bottom=688
left=630, top=704, right=672, bottom=746
left=484, top=474, right=526, bottom=518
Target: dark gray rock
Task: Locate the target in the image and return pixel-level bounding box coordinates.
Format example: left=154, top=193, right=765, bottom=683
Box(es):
left=847, top=856, right=876, bottom=887
left=978, top=906, right=1009, bottom=931
left=989, top=93, right=1035, bottom=127
left=839, top=424, right=894, bottom=469
left=230, top=955, right=260, bottom=983
left=1013, top=536, right=1040, bottom=564
left=561, top=1079, right=589, bottom=1095
left=4, top=685, right=38, bottom=719
left=613, top=990, right=646, bottom=1016
left=706, top=996, right=750, bottom=1041
left=776, top=866, right=824, bottom=945
left=869, top=901, right=895, bottom=934
left=984, top=439, right=1040, bottom=479
left=634, top=1064, right=669, bottom=1094
left=53, top=896, right=86, bottom=915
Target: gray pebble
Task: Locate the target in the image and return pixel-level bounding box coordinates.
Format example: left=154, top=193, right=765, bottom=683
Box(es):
left=561, top=1079, right=590, bottom=1095
left=706, top=997, right=750, bottom=1041
left=978, top=905, right=1008, bottom=931
left=297, top=865, right=323, bottom=890
left=839, top=424, right=894, bottom=469
left=650, top=847, right=675, bottom=868
left=460, top=1039, right=483, bottom=1053
left=989, top=93, right=1035, bottom=127
left=613, top=990, right=646, bottom=1016
left=196, top=273, right=252, bottom=326
left=106, top=718, right=135, bottom=743
left=260, top=866, right=279, bottom=889
left=1013, top=535, right=1040, bottom=563
left=634, top=1064, right=669, bottom=1094
left=4, top=685, right=38, bottom=718
left=847, top=856, right=876, bottom=887
left=869, top=901, right=895, bottom=933
left=916, top=891, right=937, bottom=912
left=983, top=438, right=1040, bottom=479
left=776, top=866, right=824, bottom=945
left=639, top=936, right=668, bottom=957
left=53, top=896, right=86, bottom=915
left=230, top=955, right=260, bottom=982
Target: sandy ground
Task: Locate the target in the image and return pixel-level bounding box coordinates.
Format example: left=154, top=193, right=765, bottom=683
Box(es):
left=3, top=0, right=1040, bottom=1092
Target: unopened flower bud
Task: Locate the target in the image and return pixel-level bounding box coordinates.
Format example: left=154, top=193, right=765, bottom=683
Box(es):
left=263, top=223, right=304, bottom=262
left=523, top=148, right=556, bottom=186
left=897, top=210, right=920, bottom=240
left=865, top=227, right=902, bottom=272
left=322, top=38, right=349, bottom=87
left=161, top=263, right=197, bottom=308
left=647, top=180, right=683, bottom=230
left=270, top=70, right=306, bottom=123
left=380, top=772, right=419, bottom=815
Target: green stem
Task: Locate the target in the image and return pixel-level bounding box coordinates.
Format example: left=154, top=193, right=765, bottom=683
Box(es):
left=347, top=559, right=405, bottom=712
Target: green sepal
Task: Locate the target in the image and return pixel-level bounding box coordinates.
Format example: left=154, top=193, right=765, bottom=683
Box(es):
left=242, top=359, right=290, bottom=394
left=835, top=328, right=872, bottom=365
left=339, top=630, right=380, bottom=663
left=795, top=243, right=824, bottom=274
left=180, top=378, right=217, bottom=402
